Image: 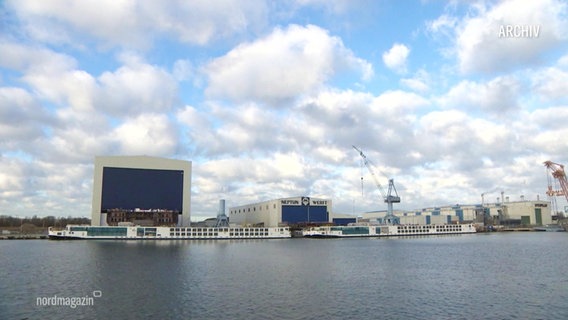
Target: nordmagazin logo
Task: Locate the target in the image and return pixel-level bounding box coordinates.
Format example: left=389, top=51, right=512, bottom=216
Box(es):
left=498, top=25, right=540, bottom=38
left=36, top=291, right=102, bottom=308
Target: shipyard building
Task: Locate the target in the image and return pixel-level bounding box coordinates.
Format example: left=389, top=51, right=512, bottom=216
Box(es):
left=92, top=156, right=192, bottom=227
left=229, top=196, right=332, bottom=227
left=359, top=200, right=552, bottom=226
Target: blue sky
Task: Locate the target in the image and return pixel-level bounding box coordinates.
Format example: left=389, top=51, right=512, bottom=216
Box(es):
left=1, top=0, right=568, bottom=221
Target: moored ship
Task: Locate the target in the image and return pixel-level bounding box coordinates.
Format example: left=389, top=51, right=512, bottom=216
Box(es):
left=302, top=223, right=476, bottom=238
left=48, top=225, right=291, bottom=240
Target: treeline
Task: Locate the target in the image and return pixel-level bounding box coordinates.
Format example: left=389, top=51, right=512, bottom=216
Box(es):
left=0, top=215, right=90, bottom=228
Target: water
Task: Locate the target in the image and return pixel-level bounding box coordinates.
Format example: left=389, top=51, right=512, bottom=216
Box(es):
left=1, top=233, right=567, bottom=320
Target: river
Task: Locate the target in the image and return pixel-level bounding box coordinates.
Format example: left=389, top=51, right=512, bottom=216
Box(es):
left=1, top=232, right=567, bottom=319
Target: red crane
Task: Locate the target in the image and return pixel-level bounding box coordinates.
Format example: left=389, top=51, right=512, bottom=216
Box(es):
left=544, top=160, right=568, bottom=202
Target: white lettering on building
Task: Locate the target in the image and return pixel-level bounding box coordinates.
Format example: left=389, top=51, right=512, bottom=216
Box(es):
left=281, top=200, right=299, bottom=205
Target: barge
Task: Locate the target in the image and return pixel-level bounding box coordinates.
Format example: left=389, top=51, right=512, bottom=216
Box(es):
left=302, top=223, right=476, bottom=238
left=48, top=225, right=291, bottom=240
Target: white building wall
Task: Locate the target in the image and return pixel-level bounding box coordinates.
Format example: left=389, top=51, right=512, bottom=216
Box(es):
left=356, top=201, right=550, bottom=226
left=399, top=215, right=427, bottom=225
left=229, top=197, right=332, bottom=227
left=480, top=201, right=552, bottom=225
left=229, top=199, right=280, bottom=227
left=430, top=215, right=448, bottom=224
left=92, top=156, right=192, bottom=227
left=461, top=206, right=478, bottom=221
left=503, top=201, right=552, bottom=225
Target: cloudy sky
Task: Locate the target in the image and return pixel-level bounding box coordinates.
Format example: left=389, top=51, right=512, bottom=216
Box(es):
left=1, top=0, right=567, bottom=221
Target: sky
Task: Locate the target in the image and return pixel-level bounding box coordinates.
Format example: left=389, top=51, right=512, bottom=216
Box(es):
left=1, top=0, right=568, bottom=221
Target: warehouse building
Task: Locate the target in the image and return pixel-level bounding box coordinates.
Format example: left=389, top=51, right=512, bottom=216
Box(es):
left=489, top=200, right=551, bottom=226
left=358, top=200, right=551, bottom=226
left=229, top=196, right=332, bottom=227
left=92, top=156, right=192, bottom=227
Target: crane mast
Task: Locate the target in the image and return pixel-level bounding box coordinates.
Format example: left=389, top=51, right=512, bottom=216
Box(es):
left=353, top=145, right=400, bottom=224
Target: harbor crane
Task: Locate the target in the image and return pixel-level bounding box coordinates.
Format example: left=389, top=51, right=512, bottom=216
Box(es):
left=544, top=161, right=568, bottom=202
left=481, top=188, right=501, bottom=206
left=480, top=188, right=502, bottom=225
left=544, top=161, right=568, bottom=219
left=353, top=145, right=400, bottom=224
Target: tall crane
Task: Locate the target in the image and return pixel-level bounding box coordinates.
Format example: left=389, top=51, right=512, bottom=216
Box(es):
left=480, top=188, right=502, bottom=225
left=481, top=188, right=501, bottom=206
left=544, top=161, right=568, bottom=219
left=353, top=145, right=400, bottom=224
left=544, top=161, right=568, bottom=202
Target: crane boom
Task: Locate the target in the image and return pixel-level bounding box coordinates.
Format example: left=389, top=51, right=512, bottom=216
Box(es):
left=353, top=145, right=400, bottom=224
left=544, top=160, right=568, bottom=202
left=353, top=145, right=386, bottom=199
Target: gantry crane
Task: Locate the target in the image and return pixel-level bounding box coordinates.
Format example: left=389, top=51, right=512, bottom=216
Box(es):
left=544, top=161, right=568, bottom=202
left=544, top=161, right=568, bottom=219
left=353, top=145, right=400, bottom=224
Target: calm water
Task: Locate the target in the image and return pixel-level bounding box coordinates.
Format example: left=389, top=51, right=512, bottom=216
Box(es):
left=1, top=232, right=567, bottom=320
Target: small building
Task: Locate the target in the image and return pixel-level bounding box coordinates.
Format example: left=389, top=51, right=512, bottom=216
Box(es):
left=229, top=196, right=332, bottom=227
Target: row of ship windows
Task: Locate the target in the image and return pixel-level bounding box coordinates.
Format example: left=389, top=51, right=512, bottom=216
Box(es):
left=169, top=232, right=270, bottom=237
left=169, top=228, right=270, bottom=232
left=399, top=229, right=430, bottom=233
left=397, top=226, right=463, bottom=229
left=397, top=228, right=463, bottom=233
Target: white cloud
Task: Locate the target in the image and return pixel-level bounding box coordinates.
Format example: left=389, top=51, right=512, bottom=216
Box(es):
left=172, top=59, right=194, bottom=82
left=0, top=87, right=52, bottom=144
left=112, top=113, right=178, bottom=156
left=401, top=69, right=430, bottom=92
left=0, top=41, right=77, bottom=72
left=2, top=1, right=567, bottom=220
left=0, top=158, right=26, bottom=200
left=382, top=43, right=410, bottom=73
left=450, top=0, right=567, bottom=74
left=372, top=90, right=429, bottom=115
left=401, top=78, right=428, bottom=92
left=203, top=24, right=373, bottom=105
left=97, top=57, right=178, bottom=116
left=426, top=14, right=457, bottom=37
left=438, top=76, right=521, bottom=115
left=522, top=106, right=568, bottom=156
left=6, top=0, right=269, bottom=48
left=532, top=67, right=568, bottom=102
left=558, top=54, right=568, bottom=67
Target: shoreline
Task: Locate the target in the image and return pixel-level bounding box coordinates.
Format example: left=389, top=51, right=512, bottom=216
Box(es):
left=0, top=234, right=48, bottom=240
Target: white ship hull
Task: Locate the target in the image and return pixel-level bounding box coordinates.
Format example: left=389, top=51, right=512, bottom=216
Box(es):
left=302, top=224, right=476, bottom=238
left=48, top=225, right=291, bottom=240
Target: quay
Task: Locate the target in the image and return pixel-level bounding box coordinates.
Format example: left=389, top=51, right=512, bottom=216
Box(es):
left=0, top=234, right=48, bottom=240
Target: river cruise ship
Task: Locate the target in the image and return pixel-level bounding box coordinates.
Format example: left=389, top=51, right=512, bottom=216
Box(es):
left=302, top=223, right=476, bottom=238
left=48, top=225, right=291, bottom=240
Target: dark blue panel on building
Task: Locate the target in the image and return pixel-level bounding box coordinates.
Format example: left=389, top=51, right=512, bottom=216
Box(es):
left=333, top=218, right=357, bottom=226
left=282, top=206, right=328, bottom=224
left=101, top=167, right=183, bottom=212
left=456, top=209, right=464, bottom=222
